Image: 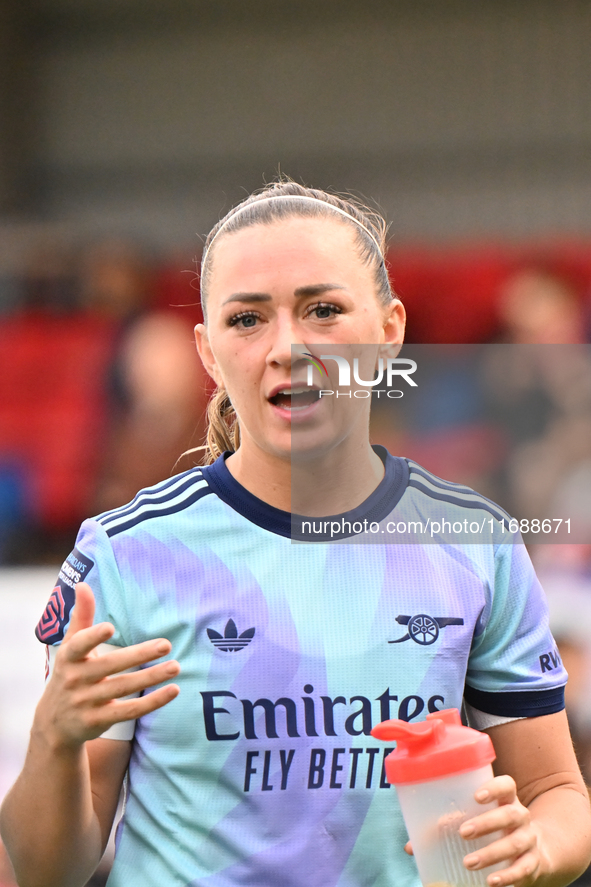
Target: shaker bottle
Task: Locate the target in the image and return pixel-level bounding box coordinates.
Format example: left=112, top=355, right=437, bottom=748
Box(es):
left=372, top=708, right=506, bottom=887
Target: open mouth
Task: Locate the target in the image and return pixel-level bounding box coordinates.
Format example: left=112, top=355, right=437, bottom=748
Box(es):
left=269, top=388, right=321, bottom=410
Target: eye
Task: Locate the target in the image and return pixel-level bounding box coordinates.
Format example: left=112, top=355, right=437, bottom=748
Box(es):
left=227, top=311, right=262, bottom=329
left=306, top=301, right=342, bottom=320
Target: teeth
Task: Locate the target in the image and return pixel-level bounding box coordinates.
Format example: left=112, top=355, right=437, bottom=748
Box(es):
left=278, top=388, right=313, bottom=395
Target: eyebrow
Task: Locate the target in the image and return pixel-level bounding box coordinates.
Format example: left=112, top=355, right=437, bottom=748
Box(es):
left=222, top=283, right=346, bottom=306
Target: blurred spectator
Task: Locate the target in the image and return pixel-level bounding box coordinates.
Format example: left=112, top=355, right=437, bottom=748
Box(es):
left=92, top=312, right=209, bottom=514
left=495, top=267, right=587, bottom=345
left=78, top=240, right=211, bottom=513
left=371, top=346, right=506, bottom=497
left=78, top=239, right=155, bottom=321
left=482, top=345, right=591, bottom=525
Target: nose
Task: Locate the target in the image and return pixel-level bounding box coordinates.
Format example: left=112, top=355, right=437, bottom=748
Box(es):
left=265, top=310, right=306, bottom=370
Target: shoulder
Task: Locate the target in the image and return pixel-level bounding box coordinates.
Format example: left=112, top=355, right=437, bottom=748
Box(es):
left=93, top=465, right=215, bottom=538
left=404, top=458, right=511, bottom=523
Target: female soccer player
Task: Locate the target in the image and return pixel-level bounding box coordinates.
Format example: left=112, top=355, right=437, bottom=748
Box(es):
left=2, top=181, right=591, bottom=887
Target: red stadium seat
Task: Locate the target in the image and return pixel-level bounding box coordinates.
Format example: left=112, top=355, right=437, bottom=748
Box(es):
left=0, top=314, right=116, bottom=530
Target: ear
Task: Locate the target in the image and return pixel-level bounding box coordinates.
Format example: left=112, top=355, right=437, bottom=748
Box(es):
left=382, top=298, right=406, bottom=345
left=194, top=323, right=223, bottom=387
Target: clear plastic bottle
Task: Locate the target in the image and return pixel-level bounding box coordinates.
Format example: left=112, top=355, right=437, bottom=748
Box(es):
left=372, top=708, right=506, bottom=887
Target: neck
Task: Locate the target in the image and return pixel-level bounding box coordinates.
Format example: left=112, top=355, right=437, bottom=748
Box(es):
left=225, top=438, right=385, bottom=516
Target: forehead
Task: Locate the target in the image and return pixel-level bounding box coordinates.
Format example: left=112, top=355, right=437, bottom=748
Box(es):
left=206, top=216, right=371, bottom=296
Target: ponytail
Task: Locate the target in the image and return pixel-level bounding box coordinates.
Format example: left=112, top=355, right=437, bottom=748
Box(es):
left=203, top=387, right=240, bottom=464
left=176, top=387, right=239, bottom=468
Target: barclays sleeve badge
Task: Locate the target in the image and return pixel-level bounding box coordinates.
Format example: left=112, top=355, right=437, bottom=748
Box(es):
left=35, top=546, right=95, bottom=644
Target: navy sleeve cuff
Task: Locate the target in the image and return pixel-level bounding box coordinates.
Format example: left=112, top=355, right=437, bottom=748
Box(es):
left=464, top=684, right=565, bottom=718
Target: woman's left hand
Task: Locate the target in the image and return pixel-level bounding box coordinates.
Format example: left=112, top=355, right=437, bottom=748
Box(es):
left=459, top=774, right=547, bottom=887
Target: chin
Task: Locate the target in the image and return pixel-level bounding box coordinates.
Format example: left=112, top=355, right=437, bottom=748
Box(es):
left=290, top=430, right=348, bottom=464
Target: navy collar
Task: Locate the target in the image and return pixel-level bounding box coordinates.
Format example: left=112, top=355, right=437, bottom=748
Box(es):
left=202, top=446, right=409, bottom=540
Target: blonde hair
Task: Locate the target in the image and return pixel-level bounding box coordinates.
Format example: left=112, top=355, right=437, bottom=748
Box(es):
left=202, top=386, right=240, bottom=463
left=197, top=178, right=394, bottom=464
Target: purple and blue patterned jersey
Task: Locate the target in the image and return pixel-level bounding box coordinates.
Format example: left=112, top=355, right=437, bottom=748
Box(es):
left=36, top=447, right=566, bottom=887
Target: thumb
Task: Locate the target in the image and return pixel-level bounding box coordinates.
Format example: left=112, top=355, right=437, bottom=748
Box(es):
left=62, top=582, right=96, bottom=641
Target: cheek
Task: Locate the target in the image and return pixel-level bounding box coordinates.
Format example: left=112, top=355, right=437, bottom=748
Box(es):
left=352, top=304, right=386, bottom=338
left=217, top=347, right=242, bottom=389
left=213, top=341, right=262, bottom=406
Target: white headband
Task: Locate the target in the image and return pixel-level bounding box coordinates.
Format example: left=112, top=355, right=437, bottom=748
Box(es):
left=201, top=194, right=384, bottom=270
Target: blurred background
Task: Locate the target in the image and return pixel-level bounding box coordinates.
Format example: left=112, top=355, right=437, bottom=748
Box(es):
left=1, top=0, right=591, bottom=884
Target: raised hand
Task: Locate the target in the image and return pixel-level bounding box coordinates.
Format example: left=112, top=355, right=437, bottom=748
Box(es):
left=35, top=582, right=180, bottom=749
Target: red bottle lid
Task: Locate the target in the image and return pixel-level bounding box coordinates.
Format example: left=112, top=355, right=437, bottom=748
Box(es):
left=371, top=708, right=495, bottom=784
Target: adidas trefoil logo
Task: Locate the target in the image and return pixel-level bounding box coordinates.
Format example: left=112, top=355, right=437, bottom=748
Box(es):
left=207, top=619, right=255, bottom=653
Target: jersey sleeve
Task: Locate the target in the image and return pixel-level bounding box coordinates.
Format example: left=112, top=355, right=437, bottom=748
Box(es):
left=464, top=540, right=567, bottom=719
left=35, top=518, right=139, bottom=740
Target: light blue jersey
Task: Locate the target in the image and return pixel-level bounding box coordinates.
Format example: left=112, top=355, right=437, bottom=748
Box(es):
left=36, top=447, right=566, bottom=887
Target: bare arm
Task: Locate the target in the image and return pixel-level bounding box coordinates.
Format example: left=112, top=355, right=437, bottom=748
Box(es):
left=458, top=711, right=591, bottom=887
left=88, top=739, right=132, bottom=858
left=0, top=739, right=130, bottom=887
left=0, top=584, right=180, bottom=887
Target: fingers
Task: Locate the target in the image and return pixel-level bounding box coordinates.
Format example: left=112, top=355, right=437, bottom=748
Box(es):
left=474, top=774, right=517, bottom=807
left=484, top=850, right=540, bottom=887
left=460, top=801, right=529, bottom=842
left=41, top=580, right=181, bottom=746
left=458, top=774, right=539, bottom=887
left=106, top=683, right=181, bottom=723
left=458, top=775, right=525, bottom=850
left=55, top=635, right=179, bottom=707
left=60, top=582, right=115, bottom=661
left=62, top=621, right=116, bottom=661
left=456, top=775, right=521, bottom=846
left=463, top=824, right=535, bottom=868
left=39, top=650, right=181, bottom=746
left=91, top=659, right=181, bottom=703
left=75, top=638, right=173, bottom=679
left=59, top=584, right=174, bottom=673
left=79, top=683, right=181, bottom=738
left=403, top=841, right=414, bottom=856
left=464, top=842, right=539, bottom=887
left=62, top=583, right=97, bottom=641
